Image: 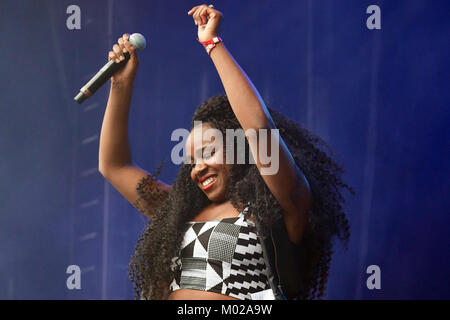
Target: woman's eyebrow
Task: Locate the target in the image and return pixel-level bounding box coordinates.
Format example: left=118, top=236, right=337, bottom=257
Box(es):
left=186, top=146, right=204, bottom=160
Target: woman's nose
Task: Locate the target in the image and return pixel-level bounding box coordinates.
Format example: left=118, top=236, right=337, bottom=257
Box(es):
left=193, top=159, right=207, bottom=173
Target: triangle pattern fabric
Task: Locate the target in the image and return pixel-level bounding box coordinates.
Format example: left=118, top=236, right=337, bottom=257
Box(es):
left=181, top=238, right=195, bottom=258
left=209, top=281, right=223, bottom=293
left=197, top=226, right=214, bottom=252
left=199, top=221, right=218, bottom=235
left=210, top=259, right=223, bottom=279
left=193, top=237, right=208, bottom=258
left=205, top=262, right=223, bottom=290
left=180, top=227, right=197, bottom=249
left=192, top=222, right=205, bottom=236
left=170, top=204, right=273, bottom=300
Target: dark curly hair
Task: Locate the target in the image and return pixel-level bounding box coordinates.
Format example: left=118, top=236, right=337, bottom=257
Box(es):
left=128, top=94, right=354, bottom=300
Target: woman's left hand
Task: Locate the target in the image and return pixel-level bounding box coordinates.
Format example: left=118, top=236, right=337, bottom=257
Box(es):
left=188, top=4, right=223, bottom=42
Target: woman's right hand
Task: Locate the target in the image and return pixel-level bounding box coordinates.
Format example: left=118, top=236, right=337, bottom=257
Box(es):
left=108, top=33, right=139, bottom=86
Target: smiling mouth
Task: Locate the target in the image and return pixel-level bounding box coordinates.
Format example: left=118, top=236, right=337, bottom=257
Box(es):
left=200, top=175, right=217, bottom=191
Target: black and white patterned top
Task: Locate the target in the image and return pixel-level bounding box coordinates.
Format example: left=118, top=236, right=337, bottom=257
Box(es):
left=169, top=206, right=273, bottom=300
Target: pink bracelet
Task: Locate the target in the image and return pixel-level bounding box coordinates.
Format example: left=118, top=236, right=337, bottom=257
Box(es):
left=199, top=36, right=223, bottom=55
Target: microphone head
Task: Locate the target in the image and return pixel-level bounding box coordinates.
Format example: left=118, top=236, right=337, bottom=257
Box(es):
left=129, top=33, right=147, bottom=51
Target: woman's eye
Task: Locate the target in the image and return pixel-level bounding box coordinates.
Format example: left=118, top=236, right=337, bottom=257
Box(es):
left=204, top=150, right=215, bottom=159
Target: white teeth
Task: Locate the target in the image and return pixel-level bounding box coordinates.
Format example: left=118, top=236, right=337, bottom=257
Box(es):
left=202, top=177, right=216, bottom=187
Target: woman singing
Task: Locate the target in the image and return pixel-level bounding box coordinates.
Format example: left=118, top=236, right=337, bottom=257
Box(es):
left=99, top=4, right=353, bottom=300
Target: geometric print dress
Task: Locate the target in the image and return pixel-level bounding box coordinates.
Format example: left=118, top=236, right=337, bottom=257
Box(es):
left=169, top=206, right=273, bottom=300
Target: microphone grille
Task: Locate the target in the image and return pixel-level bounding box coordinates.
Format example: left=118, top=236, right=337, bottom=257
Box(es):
left=129, top=33, right=147, bottom=51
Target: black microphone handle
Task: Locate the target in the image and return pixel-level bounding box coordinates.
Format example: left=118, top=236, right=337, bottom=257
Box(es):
left=74, top=51, right=130, bottom=104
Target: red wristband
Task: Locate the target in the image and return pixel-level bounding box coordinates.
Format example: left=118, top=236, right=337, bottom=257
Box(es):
left=199, top=36, right=223, bottom=55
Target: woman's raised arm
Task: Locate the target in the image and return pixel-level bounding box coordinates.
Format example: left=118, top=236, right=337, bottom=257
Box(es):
left=188, top=5, right=312, bottom=244
left=98, top=34, right=170, bottom=218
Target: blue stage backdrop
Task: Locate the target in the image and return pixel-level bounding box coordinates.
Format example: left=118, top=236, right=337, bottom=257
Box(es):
left=0, top=0, right=448, bottom=299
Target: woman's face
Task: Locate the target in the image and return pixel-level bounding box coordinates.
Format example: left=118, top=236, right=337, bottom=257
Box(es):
left=185, top=122, right=230, bottom=203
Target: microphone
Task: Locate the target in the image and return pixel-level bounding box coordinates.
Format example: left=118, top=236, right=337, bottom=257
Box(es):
left=74, top=33, right=147, bottom=104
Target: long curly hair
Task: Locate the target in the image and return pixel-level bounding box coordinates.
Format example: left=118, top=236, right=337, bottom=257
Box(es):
left=128, top=94, right=354, bottom=300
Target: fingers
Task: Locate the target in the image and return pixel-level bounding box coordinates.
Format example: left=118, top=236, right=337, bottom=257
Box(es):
left=188, top=4, right=215, bottom=26
left=189, top=6, right=201, bottom=25
left=108, top=51, right=119, bottom=63
left=122, top=37, right=136, bottom=56
left=108, top=45, right=121, bottom=63
left=121, top=33, right=137, bottom=58
left=113, top=44, right=124, bottom=61
left=108, top=33, right=136, bottom=63
left=198, top=6, right=208, bottom=25
left=187, top=6, right=199, bottom=15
